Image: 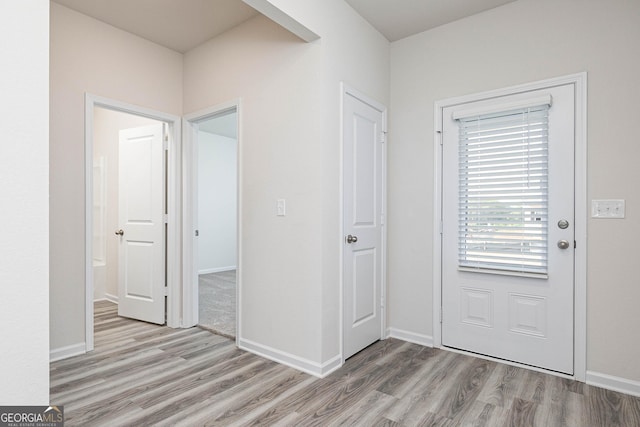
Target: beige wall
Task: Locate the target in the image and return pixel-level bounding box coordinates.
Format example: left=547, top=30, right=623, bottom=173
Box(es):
left=92, top=107, right=160, bottom=300
left=184, top=0, right=389, bottom=365
left=0, top=1, right=50, bottom=404
left=388, top=0, right=640, bottom=382
left=50, top=2, right=183, bottom=351
left=51, top=0, right=388, bottom=369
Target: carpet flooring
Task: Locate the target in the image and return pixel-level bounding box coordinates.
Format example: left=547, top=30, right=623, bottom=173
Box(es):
left=198, top=270, right=236, bottom=338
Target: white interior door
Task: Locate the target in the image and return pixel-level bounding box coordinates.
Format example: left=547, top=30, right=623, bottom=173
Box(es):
left=441, top=84, right=575, bottom=374
left=117, top=123, right=166, bottom=324
left=343, top=90, right=385, bottom=359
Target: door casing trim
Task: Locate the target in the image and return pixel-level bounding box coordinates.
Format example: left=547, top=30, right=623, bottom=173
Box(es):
left=432, top=72, right=587, bottom=381
left=84, top=93, right=182, bottom=352
left=182, top=99, right=242, bottom=347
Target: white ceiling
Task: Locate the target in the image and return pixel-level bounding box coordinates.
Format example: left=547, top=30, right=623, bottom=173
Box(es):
left=345, top=0, right=517, bottom=42
left=52, top=0, right=518, bottom=51
left=52, top=0, right=259, bottom=53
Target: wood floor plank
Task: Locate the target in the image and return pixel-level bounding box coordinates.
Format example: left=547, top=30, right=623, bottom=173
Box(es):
left=50, top=302, right=640, bottom=426
left=537, top=390, right=585, bottom=427
left=158, top=365, right=304, bottom=426
left=435, top=357, right=495, bottom=421
left=113, top=360, right=281, bottom=427
left=505, top=397, right=538, bottom=427
left=477, top=363, right=522, bottom=408
left=329, top=390, right=398, bottom=426
left=459, top=400, right=509, bottom=427
left=293, top=356, right=411, bottom=426
left=382, top=351, right=469, bottom=424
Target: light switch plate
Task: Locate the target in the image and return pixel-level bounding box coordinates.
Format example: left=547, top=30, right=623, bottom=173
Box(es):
left=276, top=199, right=286, bottom=216
left=591, top=199, right=625, bottom=218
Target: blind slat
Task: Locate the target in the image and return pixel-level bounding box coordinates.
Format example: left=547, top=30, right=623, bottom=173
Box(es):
left=457, top=104, right=549, bottom=276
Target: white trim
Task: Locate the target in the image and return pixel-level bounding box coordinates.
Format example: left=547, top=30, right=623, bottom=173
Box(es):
left=241, top=0, right=320, bottom=42
left=85, top=94, right=182, bottom=354
left=198, top=266, right=237, bottom=275
left=386, top=328, right=434, bottom=347
left=433, top=72, right=588, bottom=381
left=104, top=293, right=119, bottom=304
left=50, top=343, right=86, bottom=362
left=339, top=84, right=345, bottom=364
left=181, top=117, right=198, bottom=328
left=573, top=73, right=588, bottom=382
left=586, top=371, right=640, bottom=398
left=93, top=294, right=119, bottom=304
left=452, top=94, right=552, bottom=120
left=239, top=338, right=341, bottom=378
left=182, top=100, right=242, bottom=349
left=339, top=83, right=388, bottom=364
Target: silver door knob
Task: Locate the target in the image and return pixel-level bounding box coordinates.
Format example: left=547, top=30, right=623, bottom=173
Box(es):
left=557, top=239, right=570, bottom=249
left=115, top=229, right=124, bottom=236
left=346, top=235, right=358, bottom=244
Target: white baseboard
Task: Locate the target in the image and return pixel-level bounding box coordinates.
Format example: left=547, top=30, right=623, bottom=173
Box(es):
left=50, top=342, right=86, bottom=362
left=386, top=327, right=434, bottom=347
left=104, top=293, right=119, bottom=304
left=199, top=266, right=237, bottom=275
left=586, top=371, right=640, bottom=397
left=239, top=338, right=341, bottom=378
left=93, top=294, right=118, bottom=304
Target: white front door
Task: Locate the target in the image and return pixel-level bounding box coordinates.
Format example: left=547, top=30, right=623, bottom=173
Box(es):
left=441, top=84, right=575, bottom=374
left=117, top=123, right=166, bottom=325
left=343, top=90, right=385, bottom=359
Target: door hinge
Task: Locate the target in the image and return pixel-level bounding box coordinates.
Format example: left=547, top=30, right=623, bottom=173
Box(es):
left=439, top=220, right=443, bottom=235
left=195, top=229, right=199, bottom=237
left=164, top=214, right=169, bottom=224
left=439, top=309, right=443, bottom=323
left=574, top=240, right=577, bottom=249
left=379, top=131, right=387, bottom=143
left=380, top=214, right=385, bottom=226
left=164, top=286, right=168, bottom=296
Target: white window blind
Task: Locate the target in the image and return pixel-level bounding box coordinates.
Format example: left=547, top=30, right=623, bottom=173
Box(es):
left=457, top=104, right=549, bottom=276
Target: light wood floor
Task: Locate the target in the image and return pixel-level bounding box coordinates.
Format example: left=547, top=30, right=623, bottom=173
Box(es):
left=50, top=301, right=640, bottom=426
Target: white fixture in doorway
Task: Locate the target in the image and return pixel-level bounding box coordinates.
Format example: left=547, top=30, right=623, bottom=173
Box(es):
left=182, top=99, right=242, bottom=340
left=433, top=73, right=587, bottom=380
left=116, top=123, right=167, bottom=324
left=341, top=84, right=387, bottom=360
left=84, top=94, right=182, bottom=352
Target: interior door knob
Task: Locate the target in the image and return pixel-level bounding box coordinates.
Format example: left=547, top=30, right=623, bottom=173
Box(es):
left=557, top=239, right=570, bottom=249
left=346, top=235, right=358, bottom=244
left=115, top=229, right=124, bottom=236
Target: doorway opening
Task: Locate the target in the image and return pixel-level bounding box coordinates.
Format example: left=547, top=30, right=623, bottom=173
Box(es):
left=85, top=94, right=182, bottom=352
left=183, top=101, right=240, bottom=341
left=195, top=111, right=238, bottom=337
left=92, top=107, right=166, bottom=318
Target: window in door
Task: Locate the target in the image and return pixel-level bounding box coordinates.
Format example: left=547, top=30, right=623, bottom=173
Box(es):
left=455, top=102, right=550, bottom=277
